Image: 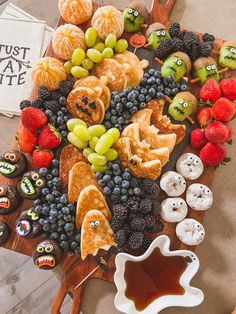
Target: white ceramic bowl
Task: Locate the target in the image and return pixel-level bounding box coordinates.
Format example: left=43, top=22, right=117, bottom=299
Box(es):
left=114, top=235, right=204, bottom=314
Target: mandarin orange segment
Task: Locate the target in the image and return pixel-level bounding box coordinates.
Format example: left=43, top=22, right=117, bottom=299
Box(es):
left=91, top=5, right=124, bottom=40
left=31, top=57, right=66, bottom=91
left=52, top=24, right=86, bottom=60
left=59, top=0, right=93, bottom=25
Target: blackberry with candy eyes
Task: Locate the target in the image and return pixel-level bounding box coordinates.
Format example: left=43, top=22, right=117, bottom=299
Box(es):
left=0, top=221, right=10, bottom=245
left=0, top=150, right=27, bottom=178
left=16, top=208, right=42, bottom=239
left=0, top=185, right=20, bottom=215
left=32, top=239, right=62, bottom=270
left=17, top=171, right=46, bottom=199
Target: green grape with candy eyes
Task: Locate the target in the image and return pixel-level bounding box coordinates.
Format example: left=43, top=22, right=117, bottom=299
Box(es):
left=88, top=153, right=107, bottom=166
left=67, top=118, right=87, bottom=131
left=95, top=134, right=113, bottom=154
left=114, top=39, right=128, bottom=53
left=102, top=47, right=114, bottom=59
left=73, top=125, right=91, bottom=141
left=86, top=49, right=102, bottom=63
left=85, top=27, right=97, bottom=48
left=88, top=125, right=106, bottom=137
left=105, top=34, right=117, bottom=49
left=82, top=58, right=95, bottom=70
left=71, top=48, right=86, bottom=66
left=71, top=66, right=89, bottom=78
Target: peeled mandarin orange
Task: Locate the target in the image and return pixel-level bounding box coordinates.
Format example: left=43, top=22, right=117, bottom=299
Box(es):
left=91, top=6, right=124, bottom=40
left=32, top=57, right=66, bottom=91
left=52, top=24, right=86, bottom=60
left=59, top=0, right=93, bottom=25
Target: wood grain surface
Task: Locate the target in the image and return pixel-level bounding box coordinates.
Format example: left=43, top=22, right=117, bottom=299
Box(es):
left=0, top=1, right=235, bottom=313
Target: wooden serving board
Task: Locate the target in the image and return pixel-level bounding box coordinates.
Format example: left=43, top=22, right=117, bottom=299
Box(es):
left=0, top=0, right=235, bottom=313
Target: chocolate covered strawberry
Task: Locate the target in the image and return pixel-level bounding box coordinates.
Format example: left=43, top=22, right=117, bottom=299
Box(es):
left=205, top=121, right=229, bottom=144
left=212, top=97, right=235, bottom=122
left=16, top=127, right=38, bottom=153
left=196, top=107, right=212, bottom=127
left=38, top=124, right=61, bottom=149
left=32, top=148, right=53, bottom=168
left=199, top=78, right=222, bottom=103
left=191, top=128, right=208, bottom=150
left=199, top=142, right=227, bottom=167
left=219, top=78, right=236, bottom=101
left=21, top=107, right=47, bottom=132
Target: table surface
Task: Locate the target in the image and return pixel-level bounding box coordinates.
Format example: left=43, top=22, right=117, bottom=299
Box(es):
left=0, top=1, right=236, bottom=314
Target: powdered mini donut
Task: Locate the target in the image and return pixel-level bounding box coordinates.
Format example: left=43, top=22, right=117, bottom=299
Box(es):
left=161, top=197, right=188, bottom=223
left=160, top=171, right=186, bottom=196
left=176, top=218, right=205, bottom=246
left=176, top=153, right=204, bottom=180
left=186, top=183, right=213, bottom=211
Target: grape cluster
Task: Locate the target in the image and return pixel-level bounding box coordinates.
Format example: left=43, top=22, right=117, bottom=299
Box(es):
left=19, top=81, right=73, bottom=138
left=103, top=68, right=188, bottom=131
left=32, top=159, right=80, bottom=255
left=96, top=160, right=164, bottom=251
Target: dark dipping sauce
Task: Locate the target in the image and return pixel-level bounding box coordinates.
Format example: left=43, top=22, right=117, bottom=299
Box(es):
left=124, top=247, right=188, bottom=311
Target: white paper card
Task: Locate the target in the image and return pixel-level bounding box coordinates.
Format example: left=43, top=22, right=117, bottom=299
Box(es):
left=0, top=17, right=45, bottom=114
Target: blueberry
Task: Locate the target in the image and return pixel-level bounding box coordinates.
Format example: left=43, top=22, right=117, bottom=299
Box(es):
left=57, top=116, right=64, bottom=125
left=39, top=167, right=49, bottom=177
left=134, top=187, right=141, bottom=195
left=157, top=92, right=164, bottom=99
left=105, top=169, right=113, bottom=175
left=58, top=220, right=65, bottom=228
left=164, top=88, right=171, bottom=95
left=45, top=109, right=53, bottom=117
left=73, top=233, right=81, bottom=242
left=52, top=177, right=60, bottom=186
left=180, top=84, right=188, bottom=91
left=144, top=73, right=150, bottom=78
left=61, top=130, right=68, bottom=137
left=122, top=180, right=130, bottom=188
left=145, top=95, right=152, bottom=102
left=103, top=186, right=111, bottom=195
left=58, top=124, right=67, bottom=131
left=48, top=216, right=57, bottom=224
left=62, top=207, right=70, bottom=215
left=50, top=232, right=59, bottom=239
left=121, top=97, right=127, bottom=105
left=122, top=172, right=131, bottom=180
left=61, top=107, right=68, bottom=113
left=60, top=241, right=69, bottom=250
left=141, top=88, right=148, bottom=95
left=42, top=206, right=49, bottom=215
left=138, top=94, right=145, bottom=102
left=126, top=101, right=133, bottom=109
left=74, top=247, right=81, bottom=254
left=121, top=195, right=128, bottom=203
left=114, top=95, right=121, bottom=103
left=121, top=188, right=128, bottom=195
left=50, top=203, right=57, bottom=209
left=154, top=71, right=162, bottom=78
left=52, top=190, right=61, bottom=198
left=112, top=164, right=120, bottom=171
left=118, top=117, right=124, bottom=124
left=67, top=204, right=74, bottom=211
left=104, top=121, right=112, bottom=129
left=128, top=188, right=134, bottom=195
left=148, top=69, right=156, bottom=76
left=46, top=194, right=55, bottom=203
left=42, top=188, right=50, bottom=195
left=103, top=175, right=111, bottom=182
left=113, top=187, right=121, bottom=195
left=107, top=181, right=115, bottom=189
left=116, top=103, right=123, bottom=111
left=49, top=116, right=57, bottom=124
left=33, top=199, right=41, bottom=206
left=46, top=181, right=53, bottom=188
left=110, top=100, right=116, bottom=108
left=166, top=75, right=174, bottom=83
left=129, top=107, right=138, bottom=114
left=157, top=85, right=164, bottom=92
left=59, top=233, right=67, bottom=241
left=46, top=174, right=53, bottom=180
left=147, top=77, right=156, bottom=86
left=49, top=208, right=58, bottom=217
left=70, top=241, right=78, bottom=250
left=34, top=205, right=42, bottom=214
left=59, top=96, right=66, bottom=106
left=64, top=222, right=74, bottom=232
left=64, top=215, right=72, bottom=222
left=139, top=102, right=146, bottom=109
left=111, top=116, right=118, bottom=124
left=96, top=172, right=103, bottom=179
left=57, top=111, right=63, bottom=116
left=52, top=159, right=59, bottom=168
left=39, top=218, right=44, bottom=225
left=171, top=88, right=179, bottom=95
left=60, top=194, right=67, bottom=204
left=114, top=176, right=122, bottom=184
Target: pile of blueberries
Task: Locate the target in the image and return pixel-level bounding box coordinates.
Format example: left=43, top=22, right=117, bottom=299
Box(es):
left=103, top=68, right=188, bottom=131
left=32, top=159, right=81, bottom=255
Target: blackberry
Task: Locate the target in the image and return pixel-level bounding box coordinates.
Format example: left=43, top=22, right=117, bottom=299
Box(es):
left=127, top=197, right=139, bottom=212
left=139, top=198, right=152, bottom=214
left=113, top=204, right=128, bottom=220
left=146, top=220, right=164, bottom=234
left=31, top=98, right=43, bottom=109
left=141, top=236, right=152, bottom=250
left=188, top=44, right=200, bottom=61
left=202, top=33, right=215, bottom=43
left=171, top=37, right=184, bottom=51
left=130, top=218, right=145, bottom=231
left=128, top=232, right=143, bottom=249
left=38, top=86, right=52, bottom=100
left=115, top=229, right=127, bottom=246
left=51, top=91, right=62, bottom=101
left=200, top=42, right=213, bottom=57
left=44, top=100, right=61, bottom=112
left=183, top=32, right=199, bottom=50
left=19, top=100, right=31, bottom=110
left=141, top=179, right=160, bottom=198
left=152, top=200, right=161, bottom=216
left=59, top=80, right=72, bottom=97
left=111, top=217, right=123, bottom=232
left=169, top=23, right=181, bottom=38
left=144, top=215, right=156, bottom=229
left=110, top=193, right=121, bottom=205
left=154, top=38, right=173, bottom=59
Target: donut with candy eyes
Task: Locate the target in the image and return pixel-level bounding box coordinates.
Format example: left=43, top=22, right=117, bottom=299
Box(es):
left=186, top=183, right=213, bottom=211
left=0, top=150, right=27, bottom=178
left=176, top=218, right=205, bottom=246
left=0, top=221, right=10, bottom=245
left=161, top=197, right=188, bottom=223
left=0, top=185, right=20, bottom=215
left=32, top=240, right=62, bottom=270
left=16, top=208, right=42, bottom=239
left=17, top=171, right=46, bottom=199
left=176, top=153, right=204, bottom=180
left=160, top=171, right=186, bottom=196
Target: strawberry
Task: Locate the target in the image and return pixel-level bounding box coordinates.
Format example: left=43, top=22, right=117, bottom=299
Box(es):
left=191, top=128, right=208, bottom=150
left=21, top=107, right=48, bottom=132
left=16, top=127, right=37, bottom=153
left=196, top=107, right=212, bottom=127
left=199, top=142, right=227, bottom=167
left=199, top=78, right=222, bottom=103
left=219, top=78, right=236, bottom=101
left=205, top=121, right=229, bottom=144
left=38, top=124, right=61, bottom=149
left=212, top=97, right=235, bottom=122
left=32, top=148, right=53, bottom=168
left=225, top=124, right=233, bottom=144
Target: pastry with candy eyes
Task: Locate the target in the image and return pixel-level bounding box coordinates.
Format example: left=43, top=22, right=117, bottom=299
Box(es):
left=32, top=239, right=62, bottom=270
left=0, top=150, right=27, bottom=178
left=17, top=171, right=46, bottom=199
left=186, top=183, right=213, bottom=211
left=16, top=208, right=42, bottom=239
left=176, top=218, right=205, bottom=246
left=0, top=185, right=20, bottom=215
left=176, top=153, right=204, bottom=180
left=160, top=171, right=186, bottom=197
left=0, top=221, right=10, bottom=245
left=161, top=197, right=188, bottom=223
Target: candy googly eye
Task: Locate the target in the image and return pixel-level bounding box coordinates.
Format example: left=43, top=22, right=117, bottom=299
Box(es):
left=230, top=48, right=234, bottom=52
left=173, top=57, right=178, bottom=62
left=200, top=185, right=203, bottom=189
left=177, top=60, right=182, bottom=66
left=37, top=245, right=44, bottom=253
left=178, top=99, right=184, bottom=104
left=172, top=202, right=176, bottom=207
left=9, top=153, right=18, bottom=162
left=161, top=30, right=166, bottom=36
left=36, top=179, right=44, bottom=187
left=233, top=48, right=236, bottom=54
left=212, top=64, right=216, bottom=70
left=128, top=8, right=132, bottom=14
left=183, top=102, right=188, bottom=108
left=32, top=173, right=39, bottom=181
left=27, top=208, right=33, bottom=215
left=157, top=30, right=161, bottom=36
left=194, top=159, right=199, bottom=164
left=0, top=186, right=6, bottom=196
left=205, top=189, right=211, bottom=194
left=4, top=152, right=11, bottom=160
left=45, top=244, right=53, bottom=252
left=95, top=221, right=100, bottom=227
left=134, top=11, right=139, bottom=17
left=206, top=65, right=211, bottom=71
left=179, top=201, right=183, bottom=206
left=90, top=221, right=95, bottom=228
left=188, top=156, right=193, bottom=161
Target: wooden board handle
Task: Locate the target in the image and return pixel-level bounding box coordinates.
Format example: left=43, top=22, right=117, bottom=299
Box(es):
left=150, top=0, right=176, bottom=27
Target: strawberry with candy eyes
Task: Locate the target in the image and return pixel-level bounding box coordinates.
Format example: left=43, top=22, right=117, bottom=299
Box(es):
left=17, top=171, right=46, bottom=199
left=0, top=150, right=27, bottom=178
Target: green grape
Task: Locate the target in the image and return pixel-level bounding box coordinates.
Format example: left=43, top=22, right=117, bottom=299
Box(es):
left=71, top=48, right=86, bottom=66
left=88, top=124, right=106, bottom=137
left=105, top=148, right=118, bottom=161
left=105, top=33, right=117, bottom=48
left=67, top=118, right=87, bottom=131
left=85, top=27, right=97, bottom=48
left=67, top=132, right=88, bottom=149
left=64, top=61, right=73, bottom=73
left=71, top=66, right=89, bottom=78
left=93, top=42, right=105, bottom=53
left=107, top=128, right=120, bottom=144
left=86, top=49, right=102, bottom=63
left=102, top=47, right=114, bottom=59
left=89, top=136, right=99, bottom=150
left=81, top=58, right=94, bottom=70
left=83, top=147, right=94, bottom=158
left=91, top=164, right=107, bottom=173
left=73, top=125, right=91, bottom=141
left=95, top=134, right=113, bottom=154
left=88, top=153, right=107, bottom=166
left=115, top=39, right=128, bottom=53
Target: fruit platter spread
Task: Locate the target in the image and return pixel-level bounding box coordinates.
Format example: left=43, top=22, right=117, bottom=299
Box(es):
left=0, top=0, right=235, bottom=313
